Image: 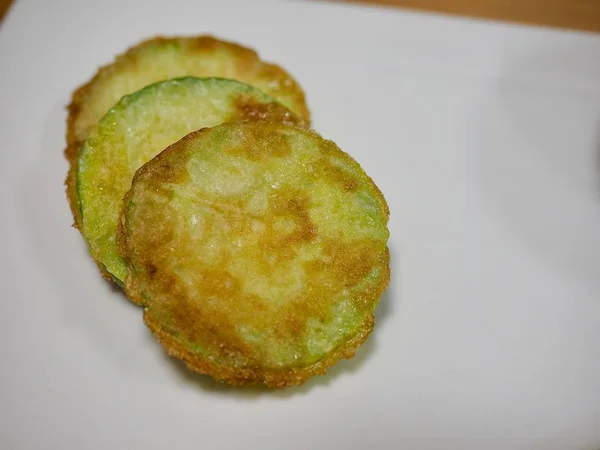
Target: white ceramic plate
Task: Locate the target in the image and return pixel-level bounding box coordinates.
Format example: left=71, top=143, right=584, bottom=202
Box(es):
left=2, top=1, right=600, bottom=449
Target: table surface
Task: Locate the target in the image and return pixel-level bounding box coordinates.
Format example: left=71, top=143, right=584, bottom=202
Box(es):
left=1, top=0, right=600, bottom=32
left=332, top=0, right=600, bottom=33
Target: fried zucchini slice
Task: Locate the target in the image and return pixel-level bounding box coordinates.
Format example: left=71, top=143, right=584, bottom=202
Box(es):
left=119, top=122, right=390, bottom=387
left=76, top=77, right=306, bottom=284
left=65, top=35, right=310, bottom=228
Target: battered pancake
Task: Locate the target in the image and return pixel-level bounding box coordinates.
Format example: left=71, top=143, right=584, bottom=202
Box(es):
left=118, top=122, right=390, bottom=387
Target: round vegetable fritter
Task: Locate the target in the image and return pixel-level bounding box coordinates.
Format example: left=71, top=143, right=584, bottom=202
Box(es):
left=118, top=122, right=390, bottom=387
left=66, top=35, right=310, bottom=228
left=74, top=77, right=306, bottom=284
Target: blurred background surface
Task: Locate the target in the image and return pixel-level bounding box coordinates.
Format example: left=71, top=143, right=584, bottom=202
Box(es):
left=7, top=0, right=599, bottom=33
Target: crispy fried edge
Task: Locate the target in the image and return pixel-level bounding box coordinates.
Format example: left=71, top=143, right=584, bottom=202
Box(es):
left=144, top=304, right=373, bottom=388
left=65, top=35, right=311, bottom=230
left=118, top=124, right=391, bottom=387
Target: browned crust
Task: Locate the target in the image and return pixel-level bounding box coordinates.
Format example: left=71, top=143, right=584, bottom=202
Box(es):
left=143, top=246, right=390, bottom=388
left=64, top=35, right=311, bottom=230
left=232, top=94, right=308, bottom=129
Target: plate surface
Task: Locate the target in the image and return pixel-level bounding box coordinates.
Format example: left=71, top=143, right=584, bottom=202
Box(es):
left=1, top=1, right=600, bottom=449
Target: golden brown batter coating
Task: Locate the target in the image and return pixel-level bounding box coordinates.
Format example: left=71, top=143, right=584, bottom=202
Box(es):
left=119, top=122, right=390, bottom=387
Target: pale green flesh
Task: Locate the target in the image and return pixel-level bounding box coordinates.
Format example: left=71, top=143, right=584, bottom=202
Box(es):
left=78, top=77, right=292, bottom=282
